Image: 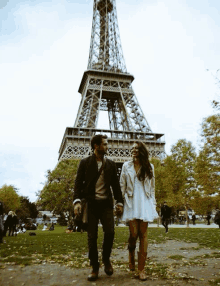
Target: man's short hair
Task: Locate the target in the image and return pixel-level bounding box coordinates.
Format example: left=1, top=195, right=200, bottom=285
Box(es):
left=91, top=134, right=108, bottom=150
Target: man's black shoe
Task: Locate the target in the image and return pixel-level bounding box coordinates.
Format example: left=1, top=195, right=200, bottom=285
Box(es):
left=87, top=266, right=99, bottom=281
left=104, top=261, right=113, bottom=276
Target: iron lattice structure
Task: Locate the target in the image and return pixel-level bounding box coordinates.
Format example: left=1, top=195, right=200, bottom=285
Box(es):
left=59, top=0, right=165, bottom=164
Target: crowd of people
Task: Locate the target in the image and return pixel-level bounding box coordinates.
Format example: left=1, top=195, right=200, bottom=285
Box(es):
left=160, top=211, right=220, bottom=227
left=0, top=206, right=55, bottom=243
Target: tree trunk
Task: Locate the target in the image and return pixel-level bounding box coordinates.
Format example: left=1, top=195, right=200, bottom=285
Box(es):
left=185, top=206, right=189, bottom=228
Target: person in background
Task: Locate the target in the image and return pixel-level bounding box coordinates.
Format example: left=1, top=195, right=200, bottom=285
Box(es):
left=4, top=211, right=18, bottom=236
left=206, top=213, right=211, bottom=225
left=42, top=223, right=48, bottom=231
left=73, top=134, right=123, bottom=281
left=161, top=202, right=171, bottom=233
left=49, top=222, right=54, bottom=231
left=120, top=141, right=158, bottom=281
left=192, top=213, right=196, bottom=225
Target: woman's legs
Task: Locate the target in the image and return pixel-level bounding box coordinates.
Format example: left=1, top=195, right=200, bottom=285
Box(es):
left=137, top=220, right=148, bottom=281
left=128, top=220, right=139, bottom=271
left=138, top=221, right=148, bottom=253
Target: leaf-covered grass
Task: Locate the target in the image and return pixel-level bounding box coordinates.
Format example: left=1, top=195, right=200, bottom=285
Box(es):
left=209, top=278, right=220, bottom=285
left=168, top=255, right=185, bottom=260
left=162, top=228, right=220, bottom=249
left=0, top=226, right=220, bottom=269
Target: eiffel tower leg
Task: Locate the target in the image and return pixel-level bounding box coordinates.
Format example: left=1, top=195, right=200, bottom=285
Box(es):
left=119, top=88, right=152, bottom=134
left=75, top=82, right=102, bottom=129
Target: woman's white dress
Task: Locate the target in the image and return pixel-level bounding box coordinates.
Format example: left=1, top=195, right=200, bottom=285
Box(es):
left=121, top=162, right=158, bottom=223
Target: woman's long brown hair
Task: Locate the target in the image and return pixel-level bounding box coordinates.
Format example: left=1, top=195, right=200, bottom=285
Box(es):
left=133, top=141, right=153, bottom=181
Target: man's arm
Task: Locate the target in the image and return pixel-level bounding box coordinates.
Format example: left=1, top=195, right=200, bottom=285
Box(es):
left=110, top=161, right=124, bottom=207
left=161, top=207, right=164, bottom=217
left=73, top=159, right=86, bottom=216
left=73, top=159, right=86, bottom=202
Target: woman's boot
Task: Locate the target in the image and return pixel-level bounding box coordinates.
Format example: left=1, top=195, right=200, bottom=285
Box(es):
left=138, top=251, right=147, bottom=281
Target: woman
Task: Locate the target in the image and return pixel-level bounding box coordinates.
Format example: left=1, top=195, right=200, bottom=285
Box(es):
left=120, top=141, right=158, bottom=281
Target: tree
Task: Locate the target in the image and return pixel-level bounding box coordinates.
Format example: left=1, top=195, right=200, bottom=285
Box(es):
left=16, top=196, right=38, bottom=222
left=194, top=114, right=220, bottom=207
left=150, top=157, right=166, bottom=209
left=207, top=69, right=220, bottom=111
left=37, top=159, right=80, bottom=221
left=0, top=184, right=20, bottom=214
left=171, top=139, right=197, bottom=201
left=162, top=155, right=186, bottom=209
left=211, top=70, right=220, bottom=111
left=191, top=194, right=216, bottom=216
left=161, top=140, right=198, bottom=226
left=199, top=114, right=219, bottom=194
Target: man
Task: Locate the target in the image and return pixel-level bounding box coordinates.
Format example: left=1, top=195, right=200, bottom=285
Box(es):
left=161, top=201, right=171, bottom=233
left=206, top=213, right=211, bottom=225
left=192, top=213, right=196, bottom=225
left=73, top=134, right=123, bottom=281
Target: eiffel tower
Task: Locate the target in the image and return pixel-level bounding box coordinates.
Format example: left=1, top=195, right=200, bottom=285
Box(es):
left=59, top=0, right=165, bottom=166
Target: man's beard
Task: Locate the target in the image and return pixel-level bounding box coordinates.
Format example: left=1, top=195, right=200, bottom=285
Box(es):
left=98, top=149, right=106, bottom=156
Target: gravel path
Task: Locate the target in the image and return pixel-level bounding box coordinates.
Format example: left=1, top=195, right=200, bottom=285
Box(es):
left=1, top=239, right=220, bottom=285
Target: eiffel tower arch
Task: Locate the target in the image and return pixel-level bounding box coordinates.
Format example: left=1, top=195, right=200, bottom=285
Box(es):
left=59, top=0, right=165, bottom=166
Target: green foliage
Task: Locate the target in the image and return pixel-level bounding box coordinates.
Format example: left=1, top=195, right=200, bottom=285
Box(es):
left=57, top=213, right=68, bottom=226
left=170, top=139, right=197, bottom=198
left=150, top=157, right=166, bottom=208
left=162, top=155, right=185, bottom=208
left=195, top=115, right=220, bottom=196
left=37, top=159, right=80, bottom=220
left=0, top=184, right=20, bottom=213
left=158, top=139, right=197, bottom=210
left=16, top=196, right=38, bottom=222
left=191, top=195, right=216, bottom=215
left=193, top=114, right=220, bottom=211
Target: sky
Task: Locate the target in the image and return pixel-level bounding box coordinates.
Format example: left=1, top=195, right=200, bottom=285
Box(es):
left=0, top=0, right=220, bottom=202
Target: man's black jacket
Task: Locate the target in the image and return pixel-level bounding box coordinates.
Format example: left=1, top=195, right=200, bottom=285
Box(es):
left=73, top=154, right=123, bottom=208
left=161, top=205, right=171, bottom=219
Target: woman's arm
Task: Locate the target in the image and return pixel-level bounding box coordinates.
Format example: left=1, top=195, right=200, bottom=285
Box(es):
left=150, top=164, right=156, bottom=206
left=120, top=163, right=127, bottom=198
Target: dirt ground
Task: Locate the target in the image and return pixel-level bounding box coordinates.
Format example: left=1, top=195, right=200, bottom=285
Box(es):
left=0, top=239, right=220, bottom=286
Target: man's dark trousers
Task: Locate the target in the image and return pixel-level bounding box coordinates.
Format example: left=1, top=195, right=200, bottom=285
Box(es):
left=87, top=200, right=114, bottom=269
left=162, top=218, right=169, bottom=233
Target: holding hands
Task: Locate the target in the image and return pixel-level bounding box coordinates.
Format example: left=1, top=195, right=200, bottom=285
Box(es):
left=74, top=202, right=82, bottom=217
left=115, top=204, right=123, bottom=217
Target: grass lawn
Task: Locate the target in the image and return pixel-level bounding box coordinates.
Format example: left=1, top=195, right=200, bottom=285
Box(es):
left=0, top=226, right=220, bottom=268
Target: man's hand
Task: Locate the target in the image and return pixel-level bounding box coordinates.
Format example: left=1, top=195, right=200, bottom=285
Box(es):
left=115, top=205, right=123, bottom=217
left=74, top=202, right=82, bottom=216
